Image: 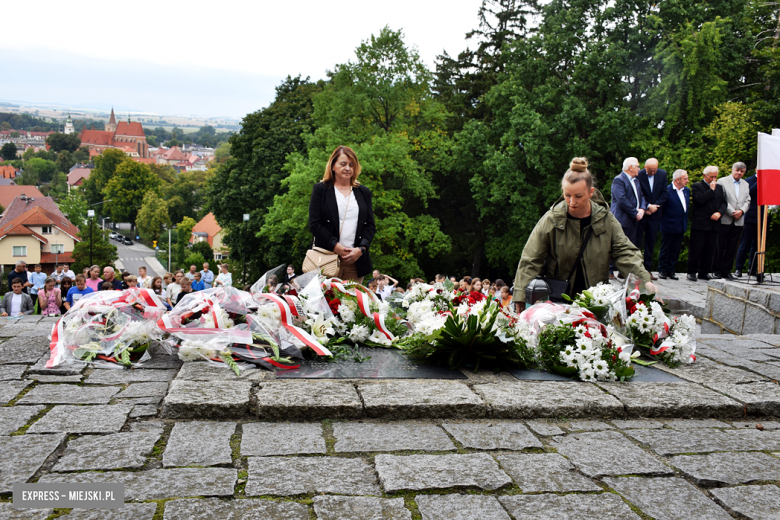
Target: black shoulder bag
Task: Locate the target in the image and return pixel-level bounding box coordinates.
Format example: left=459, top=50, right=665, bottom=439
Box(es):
left=542, top=227, right=593, bottom=303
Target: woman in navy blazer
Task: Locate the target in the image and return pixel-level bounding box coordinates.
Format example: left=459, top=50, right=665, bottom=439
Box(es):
left=658, top=170, right=691, bottom=279
left=308, top=146, right=376, bottom=282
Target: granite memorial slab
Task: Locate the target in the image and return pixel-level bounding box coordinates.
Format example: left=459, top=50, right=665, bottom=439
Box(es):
left=276, top=346, right=467, bottom=379
left=255, top=381, right=363, bottom=420
left=0, top=380, right=31, bottom=404
left=164, top=498, right=309, bottom=520
left=358, top=380, right=485, bottom=419
left=499, top=493, right=641, bottom=520
left=710, top=485, right=780, bottom=520
left=86, top=369, right=177, bottom=384
left=598, top=382, right=743, bottom=417
left=474, top=381, right=624, bottom=418
left=509, top=363, right=685, bottom=382
left=669, top=452, right=780, bottom=486
left=0, top=365, right=26, bottom=380
left=0, top=503, right=53, bottom=520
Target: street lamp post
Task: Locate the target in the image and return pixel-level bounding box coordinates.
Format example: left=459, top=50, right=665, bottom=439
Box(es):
left=87, top=210, right=95, bottom=266
left=242, top=214, right=249, bottom=285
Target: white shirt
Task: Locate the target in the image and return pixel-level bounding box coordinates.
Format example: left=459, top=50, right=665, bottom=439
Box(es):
left=65, top=270, right=76, bottom=280
left=622, top=171, right=640, bottom=210
left=648, top=174, right=655, bottom=192
left=335, top=187, right=359, bottom=249
left=10, top=293, right=22, bottom=316
left=138, top=275, right=150, bottom=288
left=674, top=185, right=687, bottom=212
left=377, top=285, right=393, bottom=300
left=732, top=176, right=740, bottom=199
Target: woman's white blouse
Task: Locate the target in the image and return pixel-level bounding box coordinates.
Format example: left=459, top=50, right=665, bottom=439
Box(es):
left=216, top=272, right=232, bottom=287
left=335, top=187, right=359, bottom=249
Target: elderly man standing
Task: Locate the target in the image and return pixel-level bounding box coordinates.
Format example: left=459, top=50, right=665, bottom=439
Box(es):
left=658, top=170, right=690, bottom=280
left=611, top=157, right=646, bottom=248
left=735, top=173, right=760, bottom=277
left=100, top=266, right=123, bottom=290
left=637, top=158, right=668, bottom=279
left=200, top=262, right=214, bottom=289
left=687, top=166, right=727, bottom=281
left=715, top=162, right=750, bottom=280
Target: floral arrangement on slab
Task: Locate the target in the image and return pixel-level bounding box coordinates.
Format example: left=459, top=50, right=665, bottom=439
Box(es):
left=563, top=281, right=626, bottom=328
left=399, top=280, right=535, bottom=371
left=46, top=288, right=168, bottom=368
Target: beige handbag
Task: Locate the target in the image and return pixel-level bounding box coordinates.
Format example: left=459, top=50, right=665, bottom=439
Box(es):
left=303, top=188, right=351, bottom=277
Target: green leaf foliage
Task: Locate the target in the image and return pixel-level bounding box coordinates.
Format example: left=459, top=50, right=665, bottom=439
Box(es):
left=71, top=219, right=118, bottom=272
left=103, top=159, right=162, bottom=224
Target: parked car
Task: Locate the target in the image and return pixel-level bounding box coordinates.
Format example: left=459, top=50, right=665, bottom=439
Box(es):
left=109, top=232, right=118, bottom=240
left=123, top=237, right=134, bottom=245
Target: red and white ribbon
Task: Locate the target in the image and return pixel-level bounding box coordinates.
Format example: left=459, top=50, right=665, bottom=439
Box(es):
left=254, top=293, right=331, bottom=356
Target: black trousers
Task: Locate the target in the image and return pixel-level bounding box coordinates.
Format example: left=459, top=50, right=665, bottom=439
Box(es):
left=687, top=229, right=718, bottom=276
left=659, top=232, right=684, bottom=275
left=735, top=222, right=757, bottom=273
left=621, top=222, right=642, bottom=248
left=639, top=219, right=661, bottom=271
left=716, top=223, right=743, bottom=275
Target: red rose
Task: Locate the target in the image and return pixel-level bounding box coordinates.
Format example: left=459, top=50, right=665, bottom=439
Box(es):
left=286, top=289, right=298, bottom=297
left=328, top=298, right=341, bottom=314
left=470, top=291, right=485, bottom=302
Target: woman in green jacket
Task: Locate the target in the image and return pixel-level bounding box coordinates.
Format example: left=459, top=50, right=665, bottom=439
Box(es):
left=513, top=157, right=654, bottom=311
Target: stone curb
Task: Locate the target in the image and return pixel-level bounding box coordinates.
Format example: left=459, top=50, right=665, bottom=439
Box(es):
left=160, top=379, right=750, bottom=421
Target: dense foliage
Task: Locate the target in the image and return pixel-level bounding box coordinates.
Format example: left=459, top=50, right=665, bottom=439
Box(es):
left=206, top=0, right=780, bottom=278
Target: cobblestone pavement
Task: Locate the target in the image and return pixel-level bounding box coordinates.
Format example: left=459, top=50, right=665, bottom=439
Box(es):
left=1, top=317, right=780, bottom=519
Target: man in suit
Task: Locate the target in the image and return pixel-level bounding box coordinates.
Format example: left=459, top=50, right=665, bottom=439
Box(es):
left=611, top=157, right=646, bottom=247
left=735, top=173, right=759, bottom=277
left=715, top=162, right=751, bottom=279
left=637, top=158, right=668, bottom=279
left=658, top=170, right=690, bottom=280
left=687, top=166, right=727, bottom=281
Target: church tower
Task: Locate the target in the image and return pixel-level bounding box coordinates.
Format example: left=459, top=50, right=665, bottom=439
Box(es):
left=63, top=113, right=74, bottom=134
left=106, top=107, right=117, bottom=132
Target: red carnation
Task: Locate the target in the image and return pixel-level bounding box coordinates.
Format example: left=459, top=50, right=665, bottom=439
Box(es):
left=470, top=291, right=485, bottom=302
left=328, top=298, right=341, bottom=314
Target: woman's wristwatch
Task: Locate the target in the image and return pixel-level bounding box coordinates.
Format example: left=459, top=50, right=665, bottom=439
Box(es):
left=359, top=246, right=366, bottom=255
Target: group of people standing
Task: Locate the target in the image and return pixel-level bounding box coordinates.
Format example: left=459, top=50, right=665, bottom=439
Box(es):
left=609, top=158, right=758, bottom=282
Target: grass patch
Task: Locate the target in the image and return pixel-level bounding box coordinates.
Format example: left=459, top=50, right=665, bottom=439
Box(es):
left=11, top=405, right=53, bottom=435
left=322, top=420, right=335, bottom=455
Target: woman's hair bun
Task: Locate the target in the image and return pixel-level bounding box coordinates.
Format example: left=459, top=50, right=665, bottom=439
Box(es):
left=570, top=157, right=588, bottom=172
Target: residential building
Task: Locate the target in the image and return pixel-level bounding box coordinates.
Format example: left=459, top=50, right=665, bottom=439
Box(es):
left=157, top=146, right=186, bottom=165
left=0, top=186, right=44, bottom=212
left=190, top=212, right=229, bottom=260
left=0, top=206, right=81, bottom=273
left=67, top=168, right=92, bottom=189
left=0, top=165, right=19, bottom=180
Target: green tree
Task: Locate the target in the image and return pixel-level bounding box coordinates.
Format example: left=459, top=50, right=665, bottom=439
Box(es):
left=135, top=191, right=171, bottom=242
left=0, top=121, right=10, bottom=131
left=71, top=219, right=118, bottom=273
left=82, top=148, right=126, bottom=207
left=24, top=157, right=58, bottom=183
left=45, top=132, right=82, bottom=153
left=165, top=170, right=210, bottom=224
left=190, top=240, right=214, bottom=262
left=703, top=102, right=764, bottom=172
left=59, top=189, right=88, bottom=229
left=0, top=142, right=17, bottom=161
left=260, top=28, right=451, bottom=280
left=50, top=172, right=68, bottom=198
left=103, top=160, right=162, bottom=225
left=183, top=252, right=206, bottom=270
left=55, top=150, right=76, bottom=173
left=73, top=146, right=90, bottom=163
left=174, top=217, right=197, bottom=265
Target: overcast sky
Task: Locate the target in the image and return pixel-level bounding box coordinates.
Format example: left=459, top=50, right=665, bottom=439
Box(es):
left=2, top=0, right=484, bottom=119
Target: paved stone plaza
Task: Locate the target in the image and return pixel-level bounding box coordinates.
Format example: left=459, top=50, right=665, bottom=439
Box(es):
left=1, top=315, right=780, bottom=519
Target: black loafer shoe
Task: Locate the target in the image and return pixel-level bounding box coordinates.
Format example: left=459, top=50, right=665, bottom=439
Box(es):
left=708, top=273, right=722, bottom=280
left=734, top=270, right=742, bottom=278
left=698, top=274, right=711, bottom=281
left=658, top=272, right=668, bottom=280
left=723, top=273, right=735, bottom=280
left=669, top=273, right=679, bottom=280
left=687, top=274, right=697, bottom=282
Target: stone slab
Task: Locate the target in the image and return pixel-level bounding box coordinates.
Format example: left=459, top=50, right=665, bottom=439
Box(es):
left=53, top=432, right=161, bottom=471
left=0, top=433, right=65, bottom=492
left=474, top=382, right=624, bottom=418
left=711, top=292, right=745, bottom=333
left=416, top=495, right=510, bottom=520
left=612, top=419, right=663, bottom=429
left=669, top=452, right=780, bottom=486
left=0, top=405, right=44, bottom=435
left=0, top=503, right=53, bottom=520
left=699, top=344, right=777, bottom=361
left=28, top=404, right=131, bottom=434
left=495, top=453, right=600, bottom=492
left=334, top=422, right=455, bottom=452
left=132, top=352, right=182, bottom=369
left=40, top=467, right=237, bottom=500
left=568, top=420, right=614, bottom=430
left=0, top=337, right=48, bottom=364
left=255, top=381, right=362, bottom=420
left=163, top=421, right=235, bottom=467
left=626, top=427, right=780, bottom=455
left=553, top=431, right=673, bottom=478
left=442, top=421, right=542, bottom=450
left=130, top=404, right=159, bottom=418
left=525, top=420, right=565, bottom=436
left=655, top=358, right=766, bottom=385
left=64, top=503, right=158, bottom=520
left=599, top=382, right=743, bottom=417
left=374, top=453, right=511, bottom=493
left=703, top=338, right=779, bottom=350
left=663, top=419, right=732, bottom=429
left=0, top=364, right=26, bottom=380
left=86, top=369, right=177, bottom=384
left=27, top=353, right=86, bottom=376
left=605, top=476, right=732, bottom=520
left=499, top=494, right=641, bottom=520
left=711, top=485, right=780, bottom=520
left=313, top=496, right=412, bottom=520
left=732, top=420, right=780, bottom=429
left=241, top=422, right=326, bottom=456
left=115, top=381, right=169, bottom=399
left=746, top=333, right=780, bottom=347
left=246, top=456, right=380, bottom=496
left=0, top=380, right=31, bottom=404
left=130, top=420, right=165, bottom=436
left=358, top=381, right=485, bottom=419
left=25, top=375, right=82, bottom=383
left=16, top=383, right=118, bottom=404
left=705, top=381, right=780, bottom=415
left=164, top=498, right=309, bottom=520
left=0, top=324, right=36, bottom=337
left=161, top=380, right=251, bottom=419
left=117, top=396, right=162, bottom=406
left=173, top=362, right=267, bottom=382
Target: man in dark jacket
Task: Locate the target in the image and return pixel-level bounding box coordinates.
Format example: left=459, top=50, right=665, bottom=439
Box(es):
left=637, top=158, right=668, bottom=278
left=686, top=166, right=727, bottom=281
left=610, top=157, right=646, bottom=247
left=735, top=174, right=760, bottom=277
left=658, top=170, right=690, bottom=280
